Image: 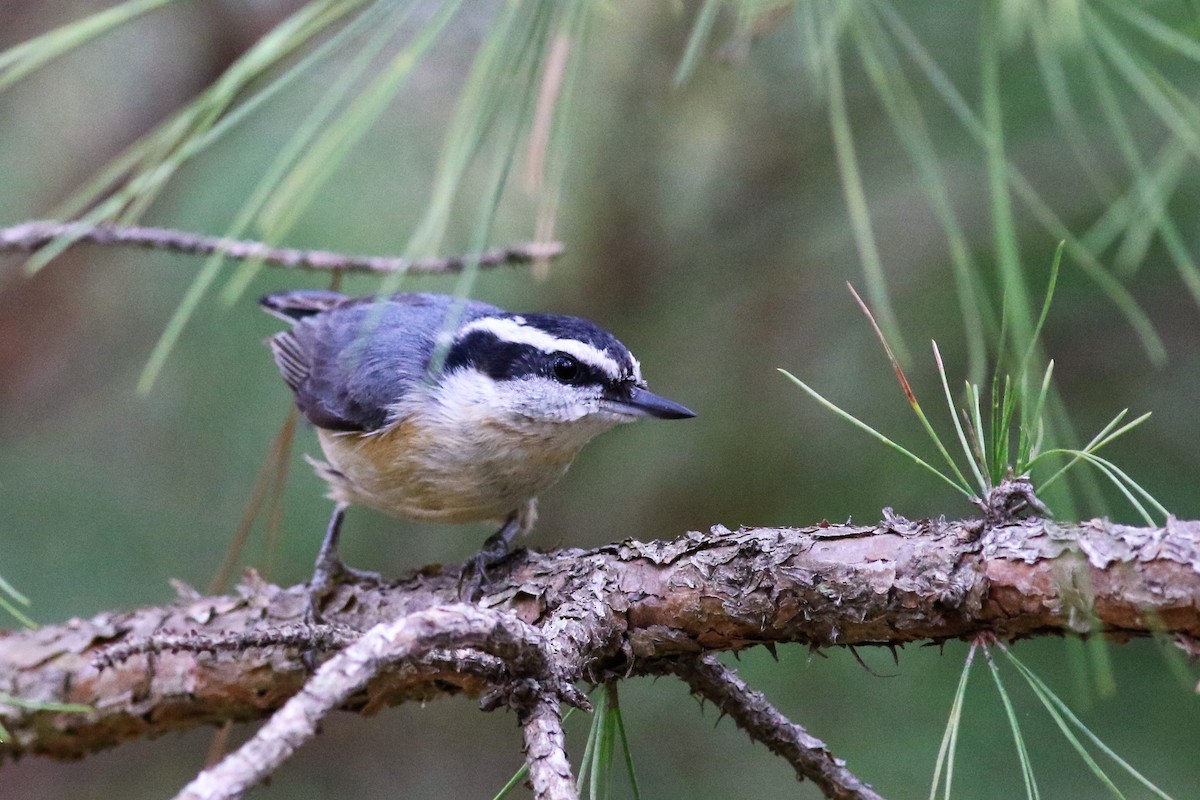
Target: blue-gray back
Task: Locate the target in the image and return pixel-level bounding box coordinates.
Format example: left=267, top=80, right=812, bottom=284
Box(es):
left=262, top=291, right=502, bottom=432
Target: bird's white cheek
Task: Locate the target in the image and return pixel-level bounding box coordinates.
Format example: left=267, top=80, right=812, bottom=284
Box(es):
left=501, top=379, right=593, bottom=423
left=425, top=369, right=504, bottom=422
left=428, top=370, right=620, bottom=435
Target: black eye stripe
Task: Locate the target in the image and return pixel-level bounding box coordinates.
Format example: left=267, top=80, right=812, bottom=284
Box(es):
left=445, top=331, right=609, bottom=386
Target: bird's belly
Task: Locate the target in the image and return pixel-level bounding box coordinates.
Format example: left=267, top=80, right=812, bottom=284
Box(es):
left=315, top=421, right=577, bottom=523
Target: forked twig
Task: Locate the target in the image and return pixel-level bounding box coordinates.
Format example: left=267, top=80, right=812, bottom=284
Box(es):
left=172, top=605, right=573, bottom=800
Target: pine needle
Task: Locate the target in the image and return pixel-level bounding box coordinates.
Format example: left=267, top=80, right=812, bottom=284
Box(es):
left=674, top=0, right=722, bottom=87
left=0, top=0, right=179, bottom=92
left=851, top=7, right=992, bottom=380
left=983, top=646, right=1041, bottom=800
left=873, top=1, right=1165, bottom=363
left=1003, top=646, right=1176, bottom=800
left=929, top=643, right=975, bottom=800
left=780, top=369, right=972, bottom=498
left=826, top=29, right=908, bottom=364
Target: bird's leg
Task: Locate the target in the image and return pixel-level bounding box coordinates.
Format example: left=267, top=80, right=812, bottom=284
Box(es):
left=306, top=502, right=380, bottom=623
left=460, top=499, right=536, bottom=600
left=479, top=511, right=523, bottom=562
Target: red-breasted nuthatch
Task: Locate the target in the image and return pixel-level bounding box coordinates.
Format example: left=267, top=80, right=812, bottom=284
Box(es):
left=261, top=290, right=694, bottom=604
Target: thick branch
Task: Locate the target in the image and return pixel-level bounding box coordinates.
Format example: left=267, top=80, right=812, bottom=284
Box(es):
left=0, top=220, right=563, bottom=274
left=2, top=516, right=1198, bottom=761
left=669, top=654, right=884, bottom=800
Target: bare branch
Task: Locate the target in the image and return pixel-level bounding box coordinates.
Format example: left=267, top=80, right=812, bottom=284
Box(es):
left=2, top=516, right=1199, bottom=762
left=668, top=654, right=885, bottom=800
left=173, top=604, right=559, bottom=800
left=0, top=220, right=563, bottom=274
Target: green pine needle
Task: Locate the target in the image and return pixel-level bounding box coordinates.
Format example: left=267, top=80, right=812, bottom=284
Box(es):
left=932, top=342, right=988, bottom=495
left=0, top=0, right=179, bottom=93
left=674, top=0, right=722, bottom=87
left=0, top=693, right=92, bottom=743
left=612, top=690, right=643, bottom=800
left=1003, top=647, right=1176, bottom=800
left=852, top=7, right=993, bottom=379
left=981, top=3, right=1035, bottom=358
left=780, top=369, right=972, bottom=498
left=219, top=0, right=415, bottom=304
left=826, top=22, right=908, bottom=364
left=490, top=763, right=530, bottom=800
left=929, top=644, right=975, bottom=800
left=873, top=1, right=1165, bottom=363
left=983, top=647, right=1041, bottom=800
left=0, top=593, right=36, bottom=630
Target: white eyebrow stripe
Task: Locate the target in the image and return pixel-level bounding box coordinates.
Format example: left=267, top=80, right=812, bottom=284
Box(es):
left=458, top=316, right=623, bottom=378
left=629, top=353, right=643, bottom=384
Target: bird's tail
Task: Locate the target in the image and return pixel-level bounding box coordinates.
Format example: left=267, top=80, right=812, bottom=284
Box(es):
left=259, top=290, right=347, bottom=323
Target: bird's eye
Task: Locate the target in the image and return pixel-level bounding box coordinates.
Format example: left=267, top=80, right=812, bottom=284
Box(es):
left=551, top=354, right=580, bottom=383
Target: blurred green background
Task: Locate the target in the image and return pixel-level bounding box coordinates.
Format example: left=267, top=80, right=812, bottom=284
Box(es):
left=2, top=2, right=1199, bottom=798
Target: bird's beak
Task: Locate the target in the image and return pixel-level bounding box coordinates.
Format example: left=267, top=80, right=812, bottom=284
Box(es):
left=603, top=386, right=696, bottom=420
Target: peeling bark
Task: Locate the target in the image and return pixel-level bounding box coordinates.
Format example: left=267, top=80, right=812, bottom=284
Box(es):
left=1, top=516, right=1197, bottom=762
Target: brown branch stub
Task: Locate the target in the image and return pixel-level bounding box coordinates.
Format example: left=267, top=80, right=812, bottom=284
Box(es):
left=0, top=220, right=563, bottom=275
left=669, top=654, right=886, bottom=800
left=973, top=475, right=1050, bottom=526
left=2, top=516, right=1199, bottom=764
left=520, top=696, right=578, bottom=800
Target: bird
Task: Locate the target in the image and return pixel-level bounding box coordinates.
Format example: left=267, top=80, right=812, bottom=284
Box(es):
left=260, top=289, right=694, bottom=609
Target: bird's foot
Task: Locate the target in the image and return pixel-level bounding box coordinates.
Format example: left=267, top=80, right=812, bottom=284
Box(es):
left=458, top=539, right=518, bottom=602
left=457, top=506, right=533, bottom=601
left=305, top=554, right=382, bottom=625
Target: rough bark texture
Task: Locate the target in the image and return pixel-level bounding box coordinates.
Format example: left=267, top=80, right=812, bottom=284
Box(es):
left=2, top=515, right=1198, bottom=762
left=520, top=697, right=576, bottom=800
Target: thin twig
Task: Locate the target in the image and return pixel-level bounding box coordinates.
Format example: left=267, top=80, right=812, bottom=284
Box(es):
left=0, top=220, right=564, bottom=274
left=173, top=605, right=564, bottom=800
left=669, top=654, right=887, bottom=800
left=520, top=695, right=578, bottom=800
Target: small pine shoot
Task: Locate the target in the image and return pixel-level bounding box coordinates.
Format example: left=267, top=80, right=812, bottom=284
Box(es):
left=782, top=243, right=1166, bottom=525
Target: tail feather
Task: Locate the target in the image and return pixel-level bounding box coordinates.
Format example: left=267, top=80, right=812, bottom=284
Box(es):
left=259, top=290, right=347, bottom=323
left=267, top=331, right=309, bottom=390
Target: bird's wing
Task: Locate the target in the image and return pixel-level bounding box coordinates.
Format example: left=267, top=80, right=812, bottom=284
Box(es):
left=262, top=291, right=501, bottom=432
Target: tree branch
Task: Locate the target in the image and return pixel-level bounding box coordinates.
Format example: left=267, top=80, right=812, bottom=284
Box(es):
left=519, top=696, right=577, bottom=800
left=173, top=604, right=568, bottom=800
left=1, top=516, right=1197, bottom=765
left=0, top=220, right=563, bottom=274
left=668, top=654, right=885, bottom=800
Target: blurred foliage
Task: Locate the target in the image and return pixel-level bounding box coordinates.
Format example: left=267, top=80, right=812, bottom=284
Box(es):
left=2, top=1, right=1200, bottom=798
